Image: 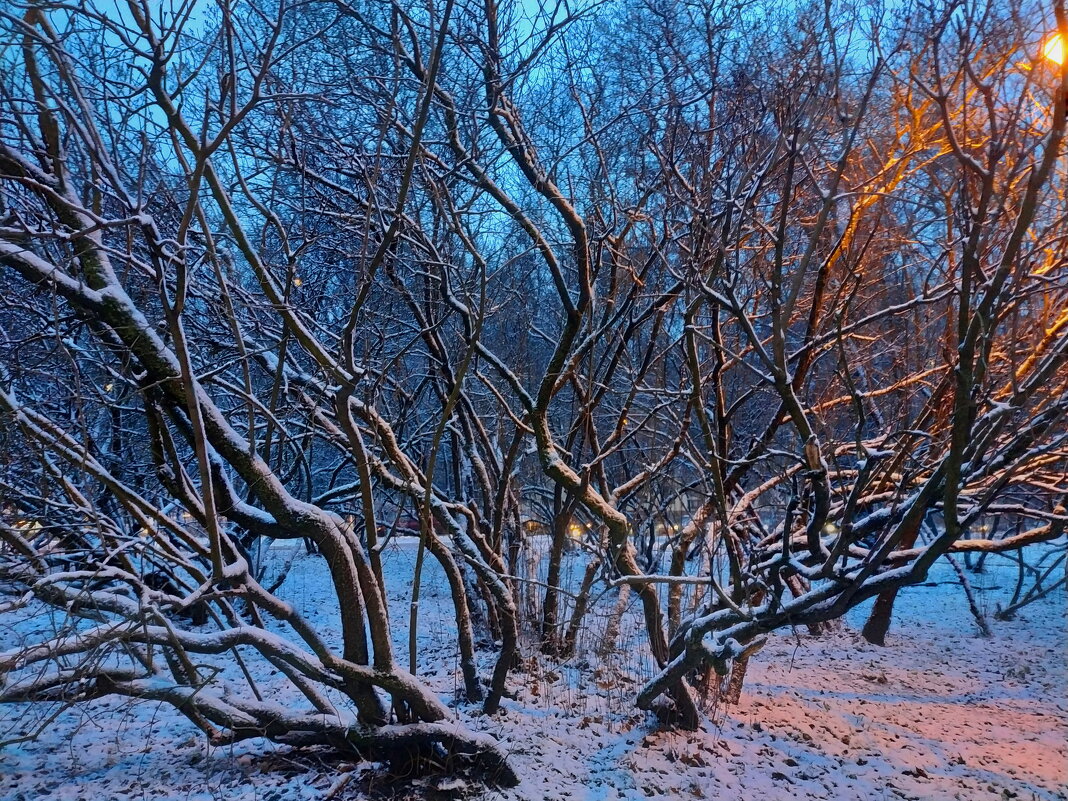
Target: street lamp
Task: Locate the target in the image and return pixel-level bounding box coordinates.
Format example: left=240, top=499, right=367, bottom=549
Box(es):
left=1045, top=32, right=1065, bottom=65
left=1042, top=32, right=1068, bottom=118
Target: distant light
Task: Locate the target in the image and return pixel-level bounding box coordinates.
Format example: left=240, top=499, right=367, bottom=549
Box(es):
left=1044, top=33, right=1064, bottom=65
left=104, top=383, right=114, bottom=392
left=823, top=522, right=839, bottom=535
left=293, top=276, right=303, bottom=287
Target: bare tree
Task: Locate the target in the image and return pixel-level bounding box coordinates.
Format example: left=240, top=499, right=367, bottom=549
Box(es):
left=0, top=0, right=1064, bottom=781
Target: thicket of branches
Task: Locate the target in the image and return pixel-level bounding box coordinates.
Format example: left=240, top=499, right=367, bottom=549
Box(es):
left=0, top=0, right=1065, bottom=783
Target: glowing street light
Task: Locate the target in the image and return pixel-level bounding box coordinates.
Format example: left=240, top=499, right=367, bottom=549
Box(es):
left=1041, top=33, right=1068, bottom=119
left=1044, top=33, right=1065, bottom=66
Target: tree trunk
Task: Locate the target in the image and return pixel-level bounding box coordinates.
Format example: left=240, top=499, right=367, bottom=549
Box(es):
left=861, top=587, right=899, bottom=645
left=541, top=499, right=574, bottom=654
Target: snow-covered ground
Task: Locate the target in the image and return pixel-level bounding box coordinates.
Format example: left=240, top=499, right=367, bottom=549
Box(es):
left=0, top=541, right=1064, bottom=801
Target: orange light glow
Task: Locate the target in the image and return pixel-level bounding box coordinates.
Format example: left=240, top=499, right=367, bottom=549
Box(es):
left=1043, top=33, right=1064, bottom=65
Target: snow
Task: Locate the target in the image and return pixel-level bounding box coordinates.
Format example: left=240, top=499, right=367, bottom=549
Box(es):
left=0, top=541, right=1063, bottom=800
